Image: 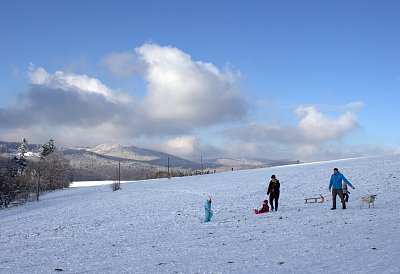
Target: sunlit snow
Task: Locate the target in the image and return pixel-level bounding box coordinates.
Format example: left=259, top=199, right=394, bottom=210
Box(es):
left=1, top=155, right=399, bottom=273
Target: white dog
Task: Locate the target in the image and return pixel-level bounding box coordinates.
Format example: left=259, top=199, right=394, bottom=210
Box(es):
left=360, top=195, right=377, bottom=208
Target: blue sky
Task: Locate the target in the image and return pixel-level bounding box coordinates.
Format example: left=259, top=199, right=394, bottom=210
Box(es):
left=1, top=0, right=399, bottom=161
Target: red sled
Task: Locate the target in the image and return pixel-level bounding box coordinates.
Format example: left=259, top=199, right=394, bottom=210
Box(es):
left=254, top=209, right=269, bottom=214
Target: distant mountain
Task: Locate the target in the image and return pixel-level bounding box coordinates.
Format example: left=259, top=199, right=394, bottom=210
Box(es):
left=204, top=157, right=302, bottom=171
left=87, top=144, right=211, bottom=169
left=0, top=141, right=302, bottom=181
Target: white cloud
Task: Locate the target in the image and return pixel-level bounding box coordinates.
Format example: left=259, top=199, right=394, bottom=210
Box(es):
left=1, top=44, right=248, bottom=149
left=137, top=43, right=245, bottom=125
left=295, top=144, right=318, bottom=158
left=164, top=135, right=200, bottom=157
left=28, top=65, right=130, bottom=103
left=296, top=106, right=358, bottom=142
left=28, top=64, right=49, bottom=85
left=141, top=135, right=222, bottom=159
left=226, top=105, right=359, bottom=144
left=223, top=142, right=260, bottom=158
left=3, top=44, right=386, bottom=162
left=104, top=43, right=246, bottom=126
left=222, top=104, right=362, bottom=159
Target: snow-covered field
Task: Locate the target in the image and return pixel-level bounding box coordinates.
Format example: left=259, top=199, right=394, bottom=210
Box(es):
left=1, top=155, right=399, bottom=273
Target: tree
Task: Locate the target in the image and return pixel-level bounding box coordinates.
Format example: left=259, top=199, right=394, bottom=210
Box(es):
left=41, top=139, right=56, bottom=158
left=41, top=152, right=70, bottom=190
left=39, top=140, right=71, bottom=190
left=14, top=138, right=29, bottom=175
left=4, top=138, right=37, bottom=203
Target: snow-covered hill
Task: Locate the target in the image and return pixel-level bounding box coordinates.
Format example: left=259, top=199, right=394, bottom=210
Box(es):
left=1, top=155, right=399, bottom=273
left=1, top=141, right=300, bottom=181
left=89, top=144, right=167, bottom=161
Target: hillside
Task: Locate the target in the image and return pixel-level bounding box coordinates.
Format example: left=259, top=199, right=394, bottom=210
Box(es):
left=1, top=141, right=299, bottom=181
left=1, top=154, right=399, bottom=273
left=0, top=142, right=217, bottom=180
left=63, top=145, right=213, bottom=181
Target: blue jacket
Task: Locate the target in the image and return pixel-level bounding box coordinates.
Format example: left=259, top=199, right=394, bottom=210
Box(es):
left=204, top=200, right=213, bottom=222
left=329, top=172, right=354, bottom=190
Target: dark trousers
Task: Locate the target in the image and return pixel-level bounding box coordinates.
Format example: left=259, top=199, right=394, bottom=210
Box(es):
left=269, top=192, right=280, bottom=211
left=332, top=189, right=345, bottom=209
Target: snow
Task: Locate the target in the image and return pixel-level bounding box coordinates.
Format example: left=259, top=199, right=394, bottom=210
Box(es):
left=1, top=155, right=399, bottom=273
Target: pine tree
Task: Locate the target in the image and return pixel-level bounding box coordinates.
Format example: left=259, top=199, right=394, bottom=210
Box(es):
left=14, top=138, right=29, bottom=174
left=41, top=139, right=56, bottom=158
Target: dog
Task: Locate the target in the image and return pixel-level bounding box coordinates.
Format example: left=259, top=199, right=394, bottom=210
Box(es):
left=360, top=195, right=377, bottom=208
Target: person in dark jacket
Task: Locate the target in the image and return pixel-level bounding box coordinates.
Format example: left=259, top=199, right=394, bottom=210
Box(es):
left=267, top=175, right=280, bottom=211
left=342, top=181, right=350, bottom=202
left=329, top=168, right=355, bottom=210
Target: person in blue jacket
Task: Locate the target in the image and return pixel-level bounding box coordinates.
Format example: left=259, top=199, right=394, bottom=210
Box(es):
left=204, top=196, right=213, bottom=222
left=329, top=168, right=355, bottom=210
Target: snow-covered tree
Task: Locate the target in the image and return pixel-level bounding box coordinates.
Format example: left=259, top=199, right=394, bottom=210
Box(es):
left=14, top=138, right=29, bottom=175
left=41, top=138, right=56, bottom=158
left=39, top=140, right=71, bottom=190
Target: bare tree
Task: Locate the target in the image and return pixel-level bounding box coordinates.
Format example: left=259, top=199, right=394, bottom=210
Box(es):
left=39, top=139, right=71, bottom=191
left=1, top=138, right=71, bottom=208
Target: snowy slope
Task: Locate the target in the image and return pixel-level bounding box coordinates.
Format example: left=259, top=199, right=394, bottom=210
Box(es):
left=1, top=155, right=399, bottom=273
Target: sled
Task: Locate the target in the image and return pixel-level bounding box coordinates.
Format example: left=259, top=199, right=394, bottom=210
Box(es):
left=254, top=209, right=269, bottom=214
left=304, top=194, right=324, bottom=204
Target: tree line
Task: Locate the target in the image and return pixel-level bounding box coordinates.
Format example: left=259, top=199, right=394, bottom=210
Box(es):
left=0, top=138, right=71, bottom=208
left=0, top=139, right=222, bottom=208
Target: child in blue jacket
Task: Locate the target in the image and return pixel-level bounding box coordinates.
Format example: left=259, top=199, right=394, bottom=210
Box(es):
left=204, top=196, right=213, bottom=222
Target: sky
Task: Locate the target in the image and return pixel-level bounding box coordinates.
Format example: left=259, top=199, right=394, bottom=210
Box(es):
left=1, top=0, right=399, bottom=161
